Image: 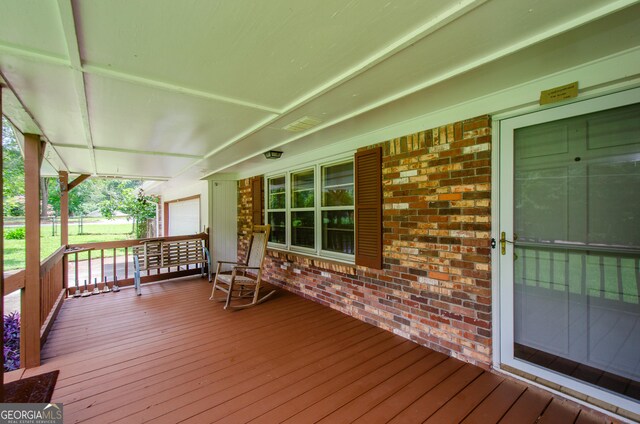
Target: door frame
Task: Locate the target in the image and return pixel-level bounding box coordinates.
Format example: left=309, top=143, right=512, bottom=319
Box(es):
left=492, top=86, right=640, bottom=415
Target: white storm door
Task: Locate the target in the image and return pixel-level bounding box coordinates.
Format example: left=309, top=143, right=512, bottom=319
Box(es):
left=499, top=88, right=640, bottom=414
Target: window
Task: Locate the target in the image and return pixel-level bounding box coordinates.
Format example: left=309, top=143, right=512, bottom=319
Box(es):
left=291, top=168, right=315, bottom=249
left=266, top=175, right=286, bottom=244
left=265, top=158, right=354, bottom=260
left=321, top=162, right=354, bottom=255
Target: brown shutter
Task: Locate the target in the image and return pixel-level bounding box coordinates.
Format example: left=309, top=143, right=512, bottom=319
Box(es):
left=355, top=147, right=382, bottom=269
left=251, top=176, right=264, bottom=225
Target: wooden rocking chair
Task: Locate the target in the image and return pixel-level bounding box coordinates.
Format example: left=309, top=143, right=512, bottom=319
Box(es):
left=209, top=224, right=276, bottom=309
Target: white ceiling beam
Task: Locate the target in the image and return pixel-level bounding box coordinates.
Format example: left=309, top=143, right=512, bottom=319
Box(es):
left=0, top=42, right=281, bottom=115
left=172, top=158, right=208, bottom=184
left=56, top=0, right=97, bottom=175
left=0, top=40, right=281, bottom=115
left=51, top=142, right=202, bottom=159
left=92, top=173, right=170, bottom=181
left=0, top=41, right=69, bottom=67
left=82, top=64, right=281, bottom=114
left=0, top=38, right=280, bottom=115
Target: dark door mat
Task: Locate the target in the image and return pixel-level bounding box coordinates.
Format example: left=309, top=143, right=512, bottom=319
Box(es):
left=4, top=370, right=59, bottom=403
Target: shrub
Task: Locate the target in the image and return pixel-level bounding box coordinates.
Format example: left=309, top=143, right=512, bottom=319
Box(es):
left=5, top=196, right=25, bottom=217
left=4, top=312, right=20, bottom=371
left=5, top=227, right=26, bottom=240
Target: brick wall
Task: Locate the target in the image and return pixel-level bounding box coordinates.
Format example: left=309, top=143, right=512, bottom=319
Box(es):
left=237, top=115, right=493, bottom=367
left=238, top=179, right=253, bottom=258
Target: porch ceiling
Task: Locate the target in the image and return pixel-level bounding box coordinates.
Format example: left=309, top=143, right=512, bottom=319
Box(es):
left=1, top=0, right=639, bottom=187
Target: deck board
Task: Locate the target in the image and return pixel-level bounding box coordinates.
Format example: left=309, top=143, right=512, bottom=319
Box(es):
left=155, top=331, right=405, bottom=423
left=352, top=357, right=465, bottom=423
left=537, top=399, right=580, bottom=424
left=498, top=388, right=552, bottom=424
left=20, top=277, right=611, bottom=423
left=462, top=379, right=527, bottom=424
left=281, top=346, right=426, bottom=424
left=315, top=351, right=448, bottom=424
left=388, top=364, right=484, bottom=423
left=425, top=371, right=504, bottom=423
left=190, top=333, right=409, bottom=423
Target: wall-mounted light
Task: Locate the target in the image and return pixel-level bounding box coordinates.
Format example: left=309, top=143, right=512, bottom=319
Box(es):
left=264, top=150, right=283, bottom=159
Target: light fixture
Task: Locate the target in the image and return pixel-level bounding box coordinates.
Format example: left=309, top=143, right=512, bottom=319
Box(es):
left=264, top=150, right=283, bottom=160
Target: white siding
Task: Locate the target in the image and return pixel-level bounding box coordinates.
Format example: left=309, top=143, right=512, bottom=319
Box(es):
left=209, top=180, right=238, bottom=266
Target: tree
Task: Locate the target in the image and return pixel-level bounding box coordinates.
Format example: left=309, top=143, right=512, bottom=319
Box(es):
left=2, top=118, right=25, bottom=216
left=3, top=120, right=54, bottom=218
left=40, top=177, right=49, bottom=218
left=48, top=177, right=115, bottom=217
left=100, top=183, right=157, bottom=238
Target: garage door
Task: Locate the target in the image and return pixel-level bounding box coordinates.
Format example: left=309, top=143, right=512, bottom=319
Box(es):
left=168, top=198, right=200, bottom=236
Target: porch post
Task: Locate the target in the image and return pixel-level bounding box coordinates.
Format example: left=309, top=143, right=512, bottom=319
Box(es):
left=163, top=201, right=169, bottom=236
left=59, top=171, right=69, bottom=299
left=59, top=171, right=69, bottom=246
left=23, top=133, right=44, bottom=368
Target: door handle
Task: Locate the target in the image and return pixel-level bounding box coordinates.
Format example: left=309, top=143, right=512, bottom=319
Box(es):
left=500, top=231, right=518, bottom=255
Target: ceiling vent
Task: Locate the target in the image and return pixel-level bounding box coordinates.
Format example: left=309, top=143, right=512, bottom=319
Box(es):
left=282, top=116, right=322, bottom=132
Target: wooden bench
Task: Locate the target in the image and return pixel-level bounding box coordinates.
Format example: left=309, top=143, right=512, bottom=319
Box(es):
left=132, top=238, right=211, bottom=295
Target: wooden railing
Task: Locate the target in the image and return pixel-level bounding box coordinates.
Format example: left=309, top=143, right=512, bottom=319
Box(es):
left=2, top=231, right=209, bottom=369
left=39, top=247, right=66, bottom=345
left=3, top=245, right=67, bottom=367
left=65, top=232, right=210, bottom=295
left=4, top=269, right=25, bottom=296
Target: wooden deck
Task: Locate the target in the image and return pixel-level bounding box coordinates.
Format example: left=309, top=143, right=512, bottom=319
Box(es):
left=20, top=277, right=612, bottom=423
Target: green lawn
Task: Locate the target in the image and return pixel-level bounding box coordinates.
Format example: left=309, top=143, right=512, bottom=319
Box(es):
left=4, top=222, right=135, bottom=270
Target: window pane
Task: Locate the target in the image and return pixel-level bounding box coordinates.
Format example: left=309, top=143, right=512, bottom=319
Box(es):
left=268, top=212, right=286, bottom=244
left=291, top=211, right=314, bottom=248
left=322, top=162, right=354, bottom=206
left=291, top=169, right=315, bottom=208
left=268, top=176, right=286, bottom=209
left=322, top=210, right=354, bottom=254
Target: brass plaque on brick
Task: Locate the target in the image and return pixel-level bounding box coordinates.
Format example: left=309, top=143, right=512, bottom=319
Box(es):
left=539, top=81, right=578, bottom=105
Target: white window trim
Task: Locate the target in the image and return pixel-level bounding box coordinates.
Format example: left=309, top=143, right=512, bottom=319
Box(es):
left=265, top=174, right=287, bottom=248
left=265, top=154, right=355, bottom=263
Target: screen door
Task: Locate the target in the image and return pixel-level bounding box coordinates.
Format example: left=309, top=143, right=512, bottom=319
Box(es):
left=500, top=96, right=640, bottom=405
